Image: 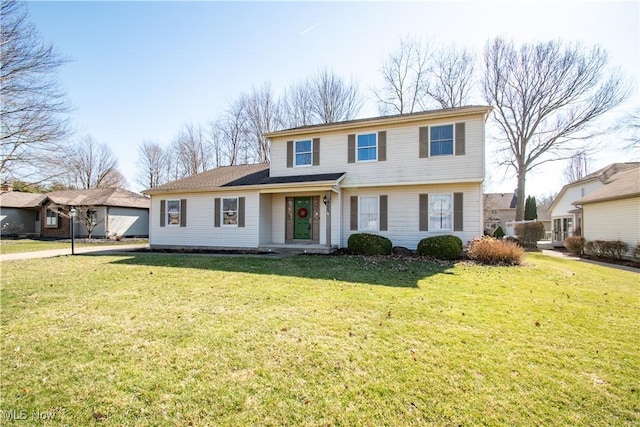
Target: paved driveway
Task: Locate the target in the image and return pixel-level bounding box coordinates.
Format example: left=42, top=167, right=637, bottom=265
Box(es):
left=0, top=244, right=148, bottom=262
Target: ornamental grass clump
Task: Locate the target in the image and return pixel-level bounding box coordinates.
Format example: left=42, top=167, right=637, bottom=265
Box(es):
left=467, top=236, right=524, bottom=265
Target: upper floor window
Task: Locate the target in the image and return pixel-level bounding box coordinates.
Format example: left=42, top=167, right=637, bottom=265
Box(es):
left=430, top=125, right=454, bottom=156
left=357, top=133, right=377, bottom=162
left=45, top=208, right=58, bottom=228
left=166, top=200, right=181, bottom=226
left=222, top=197, right=238, bottom=226
left=295, top=140, right=312, bottom=167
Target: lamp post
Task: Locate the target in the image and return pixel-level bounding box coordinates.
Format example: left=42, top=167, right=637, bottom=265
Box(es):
left=69, top=207, right=77, bottom=255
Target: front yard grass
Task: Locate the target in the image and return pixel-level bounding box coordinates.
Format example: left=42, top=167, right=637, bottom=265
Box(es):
left=1, top=253, right=638, bottom=426
left=0, top=238, right=148, bottom=255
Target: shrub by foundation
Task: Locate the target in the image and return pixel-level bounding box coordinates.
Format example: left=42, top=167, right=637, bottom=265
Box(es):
left=347, top=233, right=393, bottom=255
left=585, top=240, right=628, bottom=260
left=563, top=236, right=585, bottom=255
left=416, top=235, right=463, bottom=260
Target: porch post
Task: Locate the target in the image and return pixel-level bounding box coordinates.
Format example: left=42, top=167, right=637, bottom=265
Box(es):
left=324, top=191, right=332, bottom=247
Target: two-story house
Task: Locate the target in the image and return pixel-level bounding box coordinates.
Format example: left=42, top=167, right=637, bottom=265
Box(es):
left=145, top=106, right=492, bottom=252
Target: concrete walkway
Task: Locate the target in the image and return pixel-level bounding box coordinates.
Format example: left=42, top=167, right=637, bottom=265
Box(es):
left=0, top=244, right=148, bottom=262
left=541, top=249, right=639, bottom=274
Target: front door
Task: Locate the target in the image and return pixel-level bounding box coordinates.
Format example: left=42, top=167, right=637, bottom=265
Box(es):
left=294, top=197, right=312, bottom=240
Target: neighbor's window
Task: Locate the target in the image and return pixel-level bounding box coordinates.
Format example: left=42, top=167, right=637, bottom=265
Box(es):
left=359, top=196, right=379, bottom=230
left=222, top=197, right=238, bottom=226
left=429, top=193, right=453, bottom=231
left=295, top=140, right=312, bottom=166
left=357, top=133, right=377, bottom=161
left=166, top=200, right=181, bottom=226
left=430, top=125, right=454, bottom=156
left=45, top=208, right=58, bottom=227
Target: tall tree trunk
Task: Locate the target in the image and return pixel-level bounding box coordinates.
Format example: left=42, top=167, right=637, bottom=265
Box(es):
left=515, top=172, right=527, bottom=221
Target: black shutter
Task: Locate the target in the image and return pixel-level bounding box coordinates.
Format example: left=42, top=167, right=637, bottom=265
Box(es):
left=379, top=195, right=387, bottom=231
left=180, top=199, right=187, bottom=227
left=347, top=134, right=355, bottom=163
left=214, top=198, right=221, bottom=227
left=419, top=126, right=429, bottom=158
left=378, top=131, right=386, bottom=161
left=160, top=200, right=166, bottom=227
left=350, top=196, right=358, bottom=230
left=313, top=138, right=320, bottom=166
left=419, top=194, right=429, bottom=231
left=287, top=140, right=293, bottom=168
left=455, top=123, right=465, bottom=155
left=454, top=192, right=463, bottom=231
left=238, top=197, right=245, bottom=228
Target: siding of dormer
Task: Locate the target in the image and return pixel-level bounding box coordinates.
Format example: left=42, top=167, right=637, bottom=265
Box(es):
left=269, top=115, right=485, bottom=186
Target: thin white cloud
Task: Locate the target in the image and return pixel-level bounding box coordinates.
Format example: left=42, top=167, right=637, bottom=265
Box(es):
left=299, top=21, right=321, bottom=36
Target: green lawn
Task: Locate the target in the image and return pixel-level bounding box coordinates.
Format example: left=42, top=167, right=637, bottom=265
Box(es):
left=0, top=238, right=148, bottom=254
left=1, top=253, right=638, bottom=426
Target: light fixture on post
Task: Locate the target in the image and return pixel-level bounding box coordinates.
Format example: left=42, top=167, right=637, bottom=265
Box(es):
left=69, top=207, right=77, bottom=255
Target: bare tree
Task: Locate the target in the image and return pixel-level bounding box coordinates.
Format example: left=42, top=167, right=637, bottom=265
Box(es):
left=214, top=97, right=248, bottom=166
left=375, top=37, right=430, bottom=115
left=309, top=68, right=363, bottom=123
left=283, top=69, right=363, bottom=126
left=483, top=37, right=628, bottom=220
left=620, top=107, right=640, bottom=152
left=65, top=135, right=127, bottom=189
left=282, top=80, right=315, bottom=128
left=73, top=206, right=103, bottom=239
left=242, top=84, right=282, bottom=163
left=0, top=0, right=71, bottom=182
left=136, top=140, right=169, bottom=189
left=425, top=44, right=475, bottom=108
left=171, top=122, right=212, bottom=177
left=563, top=152, right=589, bottom=183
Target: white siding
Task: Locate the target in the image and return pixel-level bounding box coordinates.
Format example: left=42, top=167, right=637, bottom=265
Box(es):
left=341, top=182, right=483, bottom=249
left=550, top=179, right=603, bottom=218
left=149, top=192, right=260, bottom=249
left=583, top=197, right=640, bottom=257
left=270, top=116, right=485, bottom=186
left=258, top=193, right=273, bottom=245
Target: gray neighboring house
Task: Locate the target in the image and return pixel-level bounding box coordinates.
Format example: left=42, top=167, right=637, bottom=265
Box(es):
left=483, top=192, right=517, bottom=235
left=1, top=187, right=150, bottom=238
left=0, top=191, right=46, bottom=235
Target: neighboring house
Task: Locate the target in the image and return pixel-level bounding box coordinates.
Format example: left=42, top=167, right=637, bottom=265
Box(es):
left=40, top=188, right=150, bottom=238
left=549, top=162, right=640, bottom=247
left=483, top=192, right=516, bottom=235
left=0, top=191, right=46, bottom=235
left=145, top=106, right=492, bottom=252
left=0, top=187, right=149, bottom=238
left=572, top=164, right=640, bottom=258
left=536, top=201, right=552, bottom=240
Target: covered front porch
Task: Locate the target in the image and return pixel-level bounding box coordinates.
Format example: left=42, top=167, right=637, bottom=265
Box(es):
left=253, top=172, right=345, bottom=252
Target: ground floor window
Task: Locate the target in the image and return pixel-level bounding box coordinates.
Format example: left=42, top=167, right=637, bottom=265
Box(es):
left=45, top=208, right=58, bottom=227
left=359, top=196, right=379, bottom=230
left=429, top=193, right=453, bottom=231
left=222, top=198, right=238, bottom=226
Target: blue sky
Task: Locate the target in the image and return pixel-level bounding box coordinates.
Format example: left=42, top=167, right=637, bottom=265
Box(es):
left=27, top=1, right=639, bottom=195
